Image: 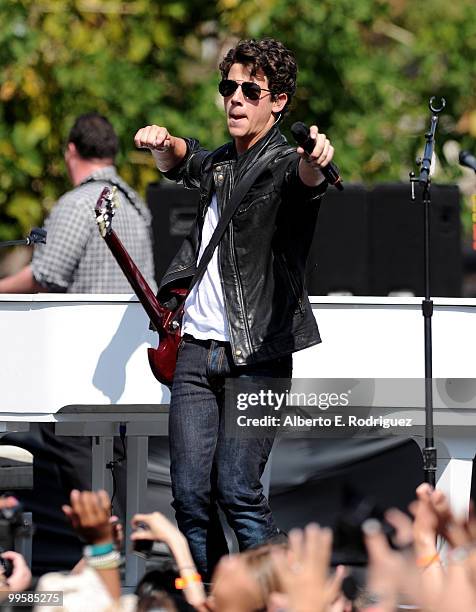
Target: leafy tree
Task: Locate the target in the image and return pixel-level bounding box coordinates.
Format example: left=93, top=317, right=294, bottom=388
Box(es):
left=0, top=0, right=475, bottom=248
left=219, top=0, right=476, bottom=188
left=0, top=0, right=225, bottom=241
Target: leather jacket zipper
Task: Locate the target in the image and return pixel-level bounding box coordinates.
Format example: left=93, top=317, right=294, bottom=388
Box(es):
left=229, top=222, right=252, bottom=352
left=220, top=164, right=251, bottom=355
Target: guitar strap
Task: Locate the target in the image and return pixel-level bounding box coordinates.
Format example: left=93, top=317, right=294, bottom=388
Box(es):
left=85, top=176, right=148, bottom=220
left=91, top=148, right=291, bottom=329
left=186, top=146, right=285, bottom=296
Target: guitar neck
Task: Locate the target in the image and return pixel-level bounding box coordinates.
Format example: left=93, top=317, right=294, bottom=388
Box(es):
left=104, top=230, right=166, bottom=330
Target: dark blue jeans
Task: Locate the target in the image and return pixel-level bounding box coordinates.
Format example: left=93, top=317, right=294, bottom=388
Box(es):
left=169, top=336, right=292, bottom=579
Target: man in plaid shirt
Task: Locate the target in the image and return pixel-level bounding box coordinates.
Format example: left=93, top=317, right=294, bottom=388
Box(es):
left=0, top=114, right=157, bottom=570
left=0, top=112, right=156, bottom=293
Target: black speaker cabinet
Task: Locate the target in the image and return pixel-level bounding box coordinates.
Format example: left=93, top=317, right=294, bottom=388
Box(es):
left=147, top=182, right=199, bottom=284
left=369, top=184, right=462, bottom=297
left=306, top=184, right=369, bottom=295
left=148, top=181, right=462, bottom=297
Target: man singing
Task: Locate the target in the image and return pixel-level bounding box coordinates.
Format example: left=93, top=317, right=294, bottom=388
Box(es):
left=134, top=38, right=335, bottom=579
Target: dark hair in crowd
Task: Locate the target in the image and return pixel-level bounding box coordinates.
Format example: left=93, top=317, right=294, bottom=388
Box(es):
left=67, top=112, right=119, bottom=160
left=219, top=38, right=297, bottom=114
left=135, top=567, right=195, bottom=612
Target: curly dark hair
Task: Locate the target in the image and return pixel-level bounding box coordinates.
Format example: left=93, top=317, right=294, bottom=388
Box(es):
left=67, top=112, right=119, bottom=160
left=219, top=38, right=297, bottom=114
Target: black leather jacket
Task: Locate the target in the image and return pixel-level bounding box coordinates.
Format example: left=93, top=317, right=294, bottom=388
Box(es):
left=158, top=125, right=327, bottom=365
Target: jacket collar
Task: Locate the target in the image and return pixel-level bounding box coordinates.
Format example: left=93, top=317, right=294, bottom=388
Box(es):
left=206, top=124, right=288, bottom=172
left=236, top=123, right=287, bottom=160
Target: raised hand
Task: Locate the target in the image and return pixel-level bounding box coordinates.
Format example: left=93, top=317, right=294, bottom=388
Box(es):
left=62, top=489, right=113, bottom=545
left=272, top=523, right=340, bottom=612
left=134, top=124, right=171, bottom=151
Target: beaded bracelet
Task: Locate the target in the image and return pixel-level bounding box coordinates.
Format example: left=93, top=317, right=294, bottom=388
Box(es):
left=83, top=542, right=114, bottom=557
left=86, top=550, right=121, bottom=570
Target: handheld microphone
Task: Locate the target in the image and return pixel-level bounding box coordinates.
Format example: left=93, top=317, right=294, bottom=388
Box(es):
left=459, top=150, right=476, bottom=173
left=291, top=121, right=344, bottom=191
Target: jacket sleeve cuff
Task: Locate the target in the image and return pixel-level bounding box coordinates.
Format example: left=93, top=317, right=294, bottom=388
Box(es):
left=292, top=162, right=329, bottom=201
left=162, top=137, right=200, bottom=182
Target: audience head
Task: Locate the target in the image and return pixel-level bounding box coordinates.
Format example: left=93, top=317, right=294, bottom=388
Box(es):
left=136, top=566, right=195, bottom=612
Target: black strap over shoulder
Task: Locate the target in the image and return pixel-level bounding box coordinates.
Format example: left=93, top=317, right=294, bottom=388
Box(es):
left=188, top=147, right=278, bottom=294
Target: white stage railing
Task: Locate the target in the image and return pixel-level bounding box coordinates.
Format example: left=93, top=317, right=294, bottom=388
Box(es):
left=1, top=294, right=476, bottom=581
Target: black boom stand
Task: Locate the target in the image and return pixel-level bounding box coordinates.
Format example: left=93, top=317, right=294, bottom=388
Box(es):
left=0, top=227, right=46, bottom=249
left=409, top=96, right=446, bottom=487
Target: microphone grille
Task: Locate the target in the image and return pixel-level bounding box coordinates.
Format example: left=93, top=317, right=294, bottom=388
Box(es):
left=290, top=122, right=308, bottom=142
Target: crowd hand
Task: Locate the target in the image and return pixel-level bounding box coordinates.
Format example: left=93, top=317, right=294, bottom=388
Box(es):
left=131, top=511, right=184, bottom=546
left=458, top=503, right=476, bottom=589
left=271, top=523, right=341, bottom=612
left=327, top=566, right=350, bottom=612
left=392, top=484, right=445, bottom=611
left=134, top=124, right=171, bottom=152
left=62, top=490, right=113, bottom=545
left=0, top=499, right=31, bottom=597
left=433, top=558, right=476, bottom=612
left=429, top=494, right=476, bottom=593
left=408, top=483, right=441, bottom=550
left=384, top=507, right=414, bottom=550
left=267, top=591, right=290, bottom=612
left=110, top=515, right=124, bottom=551
left=131, top=512, right=206, bottom=609
left=363, top=518, right=422, bottom=612
left=427, top=487, right=474, bottom=548
left=211, top=554, right=268, bottom=612
left=296, top=125, right=334, bottom=169
left=422, top=491, right=476, bottom=612
left=71, top=514, right=123, bottom=575
left=386, top=500, right=448, bottom=612
left=0, top=551, right=31, bottom=594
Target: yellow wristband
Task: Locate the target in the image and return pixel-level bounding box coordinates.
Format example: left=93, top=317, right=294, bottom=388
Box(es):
left=175, top=572, right=202, bottom=589
left=416, top=552, right=440, bottom=568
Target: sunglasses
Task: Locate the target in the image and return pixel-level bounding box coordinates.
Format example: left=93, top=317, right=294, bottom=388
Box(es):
left=218, top=79, right=271, bottom=101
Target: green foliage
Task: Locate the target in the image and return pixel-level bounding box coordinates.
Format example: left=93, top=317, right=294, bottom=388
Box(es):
left=0, top=0, right=225, bottom=240
left=220, top=0, right=476, bottom=186
left=0, top=0, right=475, bottom=243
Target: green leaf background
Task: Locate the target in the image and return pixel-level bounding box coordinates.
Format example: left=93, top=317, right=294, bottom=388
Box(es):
left=0, top=0, right=475, bottom=244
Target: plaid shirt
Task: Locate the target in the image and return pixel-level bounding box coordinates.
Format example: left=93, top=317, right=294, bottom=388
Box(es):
left=31, top=166, right=157, bottom=293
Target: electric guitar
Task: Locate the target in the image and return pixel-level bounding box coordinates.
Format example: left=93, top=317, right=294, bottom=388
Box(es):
left=95, top=186, right=186, bottom=387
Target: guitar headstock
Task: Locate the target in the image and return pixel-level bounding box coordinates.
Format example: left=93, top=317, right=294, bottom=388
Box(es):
left=95, top=186, right=118, bottom=238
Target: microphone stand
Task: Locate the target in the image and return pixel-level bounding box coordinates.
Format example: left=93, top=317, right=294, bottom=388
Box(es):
left=409, top=96, right=446, bottom=487
left=0, top=227, right=47, bottom=249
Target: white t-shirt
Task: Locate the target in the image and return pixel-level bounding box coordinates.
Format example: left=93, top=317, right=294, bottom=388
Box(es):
left=182, top=193, right=229, bottom=341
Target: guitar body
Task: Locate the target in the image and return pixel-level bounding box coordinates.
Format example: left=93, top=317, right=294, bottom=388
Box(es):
left=147, top=335, right=181, bottom=387
left=148, top=287, right=188, bottom=387
left=95, top=186, right=188, bottom=388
